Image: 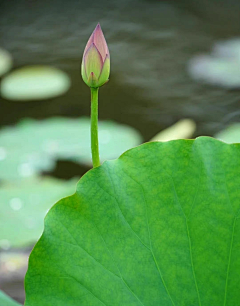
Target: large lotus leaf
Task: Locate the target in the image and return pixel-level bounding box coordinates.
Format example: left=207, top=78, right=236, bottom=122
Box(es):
left=25, top=137, right=240, bottom=306
left=215, top=123, right=240, bottom=144
left=0, top=117, right=142, bottom=181
left=0, top=177, right=78, bottom=249
left=0, top=290, right=21, bottom=306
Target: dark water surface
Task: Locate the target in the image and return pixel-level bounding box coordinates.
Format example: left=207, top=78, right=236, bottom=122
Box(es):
left=0, top=0, right=240, bottom=138
left=0, top=0, right=240, bottom=302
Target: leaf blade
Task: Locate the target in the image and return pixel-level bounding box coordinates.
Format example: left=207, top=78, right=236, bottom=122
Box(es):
left=25, top=137, right=240, bottom=306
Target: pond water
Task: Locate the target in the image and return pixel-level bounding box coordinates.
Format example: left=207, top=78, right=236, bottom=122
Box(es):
left=0, top=0, right=240, bottom=303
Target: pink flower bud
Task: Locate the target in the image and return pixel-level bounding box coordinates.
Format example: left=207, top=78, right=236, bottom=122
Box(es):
left=81, top=23, right=110, bottom=88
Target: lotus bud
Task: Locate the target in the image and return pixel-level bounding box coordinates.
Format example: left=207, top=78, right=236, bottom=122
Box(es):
left=81, top=23, right=110, bottom=88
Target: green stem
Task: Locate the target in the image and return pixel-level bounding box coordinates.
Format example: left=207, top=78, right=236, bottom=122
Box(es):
left=90, top=87, right=100, bottom=168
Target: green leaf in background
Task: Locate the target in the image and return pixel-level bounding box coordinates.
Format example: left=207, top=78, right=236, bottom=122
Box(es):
left=188, top=38, right=240, bottom=89
left=0, top=177, right=78, bottom=249
left=215, top=123, right=240, bottom=144
left=25, top=137, right=240, bottom=306
left=0, top=66, right=71, bottom=101
left=0, top=117, right=143, bottom=181
left=0, top=290, right=21, bottom=306
left=0, top=48, right=12, bottom=77
left=149, top=119, right=196, bottom=142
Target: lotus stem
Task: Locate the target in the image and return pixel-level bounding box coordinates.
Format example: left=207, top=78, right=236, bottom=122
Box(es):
left=90, top=87, right=100, bottom=168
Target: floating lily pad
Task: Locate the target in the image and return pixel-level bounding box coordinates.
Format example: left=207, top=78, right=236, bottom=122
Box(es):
left=0, top=48, right=13, bottom=77
left=0, top=177, right=78, bottom=249
left=213, top=38, right=240, bottom=60
left=150, top=119, right=196, bottom=142
left=0, top=66, right=71, bottom=101
left=0, top=117, right=143, bottom=181
left=188, top=38, right=240, bottom=89
left=215, top=123, right=240, bottom=144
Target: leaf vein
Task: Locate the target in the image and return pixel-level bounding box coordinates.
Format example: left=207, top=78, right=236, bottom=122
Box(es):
left=170, top=175, right=201, bottom=306
left=52, top=234, right=121, bottom=280
left=99, top=166, right=150, bottom=251
left=186, top=220, right=202, bottom=306
left=121, top=168, right=176, bottom=306
left=223, top=218, right=236, bottom=306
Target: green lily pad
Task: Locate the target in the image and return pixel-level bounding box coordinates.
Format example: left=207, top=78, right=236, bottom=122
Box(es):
left=0, top=66, right=71, bottom=101
left=215, top=123, right=240, bottom=144
left=0, top=290, right=21, bottom=306
left=0, top=48, right=13, bottom=77
left=0, top=117, right=143, bottom=181
left=0, top=177, right=78, bottom=249
left=25, top=137, right=240, bottom=306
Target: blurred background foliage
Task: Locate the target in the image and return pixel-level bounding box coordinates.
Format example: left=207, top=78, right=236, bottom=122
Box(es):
left=0, top=0, right=239, bottom=303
